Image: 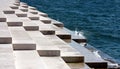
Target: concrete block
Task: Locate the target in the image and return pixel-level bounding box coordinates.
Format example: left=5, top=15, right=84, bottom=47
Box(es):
left=0, top=12, right=6, bottom=22
left=0, top=44, right=15, bottom=69
left=0, top=22, right=12, bottom=43
left=40, top=16, right=51, bottom=24
left=9, top=27, right=36, bottom=50
left=14, top=51, right=47, bottom=69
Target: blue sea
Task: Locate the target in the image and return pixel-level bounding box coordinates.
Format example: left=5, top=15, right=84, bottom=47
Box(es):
left=21, top=0, right=120, bottom=61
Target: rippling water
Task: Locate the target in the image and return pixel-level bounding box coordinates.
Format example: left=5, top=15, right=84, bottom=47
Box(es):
left=21, top=0, right=120, bottom=61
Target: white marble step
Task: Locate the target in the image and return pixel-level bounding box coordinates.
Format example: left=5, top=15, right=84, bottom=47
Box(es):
left=0, top=22, right=12, bottom=43
left=45, top=35, right=84, bottom=63
left=28, top=6, right=37, bottom=10
left=38, top=11, right=48, bottom=17
left=5, top=14, right=23, bottom=26
left=20, top=18, right=39, bottom=30
left=38, top=24, right=55, bottom=35
left=0, top=12, right=6, bottom=22
left=3, top=8, right=15, bottom=14
left=19, top=6, right=28, bottom=12
left=28, top=13, right=39, bottom=20
left=0, top=44, right=15, bottom=69
left=14, top=51, right=47, bottom=69
left=41, top=57, right=71, bottom=69
left=51, top=19, right=64, bottom=27
left=9, top=27, right=36, bottom=50
left=10, top=5, right=19, bottom=9
left=27, top=31, right=60, bottom=56
left=15, top=10, right=27, bottom=17
left=40, top=16, right=51, bottom=24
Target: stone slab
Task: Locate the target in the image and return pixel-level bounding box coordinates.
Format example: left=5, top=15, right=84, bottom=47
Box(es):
left=3, top=8, right=15, bottom=14
left=28, top=6, right=37, bottom=10
left=9, top=27, right=36, bottom=50
left=70, top=40, right=108, bottom=68
left=40, top=16, right=51, bottom=24
left=0, top=12, right=6, bottom=22
left=67, top=63, right=91, bottom=69
left=51, top=19, right=64, bottom=27
left=0, top=22, right=12, bottom=43
left=38, top=11, right=48, bottom=17
left=28, top=13, right=39, bottom=20
left=19, top=6, right=28, bottom=12
left=14, top=50, right=47, bottom=69
left=41, top=57, right=71, bottom=69
left=15, top=10, right=27, bottom=17
left=39, top=24, right=55, bottom=35
left=10, top=5, right=19, bottom=9
left=27, top=31, right=60, bottom=56
left=5, top=14, right=23, bottom=26
left=0, top=44, right=15, bottom=69
left=44, top=35, right=84, bottom=63
left=20, top=18, right=39, bottom=30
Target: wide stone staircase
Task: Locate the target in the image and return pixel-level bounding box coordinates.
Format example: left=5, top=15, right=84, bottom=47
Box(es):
left=0, top=1, right=109, bottom=69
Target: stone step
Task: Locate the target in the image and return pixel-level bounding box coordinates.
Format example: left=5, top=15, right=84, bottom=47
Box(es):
left=64, top=28, right=87, bottom=43
left=3, top=8, right=15, bottom=14
left=70, top=40, right=108, bottom=69
left=51, top=19, right=64, bottom=27
left=41, top=57, right=71, bottom=69
left=40, top=16, right=51, bottom=24
left=61, top=51, right=84, bottom=63
left=0, top=22, right=12, bottom=43
left=5, top=14, right=23, bottom=26
left=56, top=30, right=71, bottom=39
left=44, top=35, right=84, bottom=63
left=9, top=27, right=36, bottom=50
left=15, top=10, right=27, bottom=17
left=27, top=31, right=60, bottom=56
left=67, top=63, right=91, bottom=69
left=21, top=5, right=28, bottom=8
left=13, top=2, right=20, bottom=6
left=38, top=24, right=55, bottom=35
left=14, top=51, right=47, bottom=69
left=20, top=18, right=39, bottom=31
left=0, top=44, right=16, bottom=69
left=0, top=12, right=6, bottom=22
left=28, top=13, right=39, bottom=20
left=19, top=7, right=28, bottom=12
left=38, top=11, right=48, bottom=17
left=29, top=10, right=38, bottom=14
left=10, top=5, right=19, bottom=9
left=28, top=6, right=37, bottom=10
left=37, top=46, right=60, bottom=56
